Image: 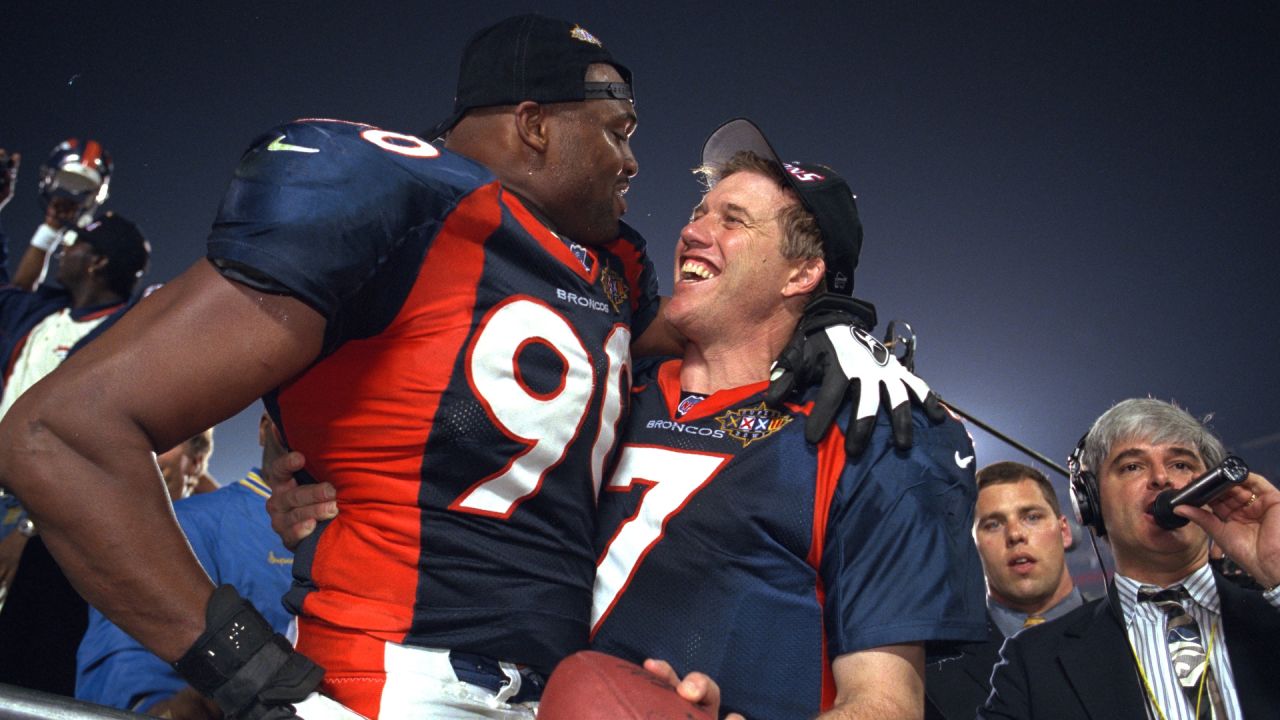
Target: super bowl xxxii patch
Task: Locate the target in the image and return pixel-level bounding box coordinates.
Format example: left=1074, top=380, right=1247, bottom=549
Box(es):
left=571, top=25, right=603, bottom=46
left=599, top=266, right=629, bottom=313
left=717, top=402, right=793, bottom=448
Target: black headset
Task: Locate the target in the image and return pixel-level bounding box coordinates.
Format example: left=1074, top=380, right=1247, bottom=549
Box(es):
left=1067, top=434, right=1107, bottom=537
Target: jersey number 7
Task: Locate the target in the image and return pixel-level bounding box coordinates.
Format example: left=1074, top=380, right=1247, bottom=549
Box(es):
left=590, top=445, right=730, bottom=635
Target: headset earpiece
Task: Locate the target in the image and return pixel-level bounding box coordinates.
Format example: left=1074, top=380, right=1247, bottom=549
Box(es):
left=1068, top=435, right=1106, bottom=537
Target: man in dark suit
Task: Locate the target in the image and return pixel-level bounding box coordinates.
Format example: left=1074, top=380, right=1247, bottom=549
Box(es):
left=926, top=462, right=1082, bottom=719
left=982, top=398, right=1280, bottom=719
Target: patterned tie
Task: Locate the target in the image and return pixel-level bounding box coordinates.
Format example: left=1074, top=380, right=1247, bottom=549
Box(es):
left=1022, top=614, right=1046, bottom=628
left=1138, top=586, right=1225, bottom=720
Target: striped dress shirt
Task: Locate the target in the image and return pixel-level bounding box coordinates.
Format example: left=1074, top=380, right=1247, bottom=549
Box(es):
left=1116, top=564, right=1241, bottom=720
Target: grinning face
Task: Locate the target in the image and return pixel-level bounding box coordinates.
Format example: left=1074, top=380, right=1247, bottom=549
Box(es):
left=1097, top=438, right=1210, bottom=582
left=974, top=479, right=1074, bottom=614
left=538, top=63, right=638, bottom=246
left=663, top=169, right=810, bottom=345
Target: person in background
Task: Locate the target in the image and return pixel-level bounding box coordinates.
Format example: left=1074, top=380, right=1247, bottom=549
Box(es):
left=77, top=413, right=293, bottom=719
left=982, top=398, right=1280, bottom=719
left=925, top=461, right=1081, bottom=719
left=0, top=140, right=115, bottom=291
left=0, top=209, right=149, bottom=695
left=157, top=429, right=216, bottom=501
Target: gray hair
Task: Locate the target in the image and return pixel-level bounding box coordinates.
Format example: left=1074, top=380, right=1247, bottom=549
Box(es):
left=1082, top=398, right=1224, bottom=474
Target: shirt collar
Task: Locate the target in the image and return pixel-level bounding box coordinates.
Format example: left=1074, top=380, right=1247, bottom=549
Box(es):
left=987, top=586, right=1085, bottom=637
left=1115, top=562, right=1219, bottom=625
left=239, top=468, right=273, bottom=498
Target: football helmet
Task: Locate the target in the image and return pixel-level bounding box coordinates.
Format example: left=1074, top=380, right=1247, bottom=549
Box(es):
left=37, top=138, right=112, bottom=224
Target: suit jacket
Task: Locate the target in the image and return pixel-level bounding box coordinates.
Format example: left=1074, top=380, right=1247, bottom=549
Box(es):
left=981, top=570, right=1280, bottom=719
left=926, top=618, right=1004, bottom=720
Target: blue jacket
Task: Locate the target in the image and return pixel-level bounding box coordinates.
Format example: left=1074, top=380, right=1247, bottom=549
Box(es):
left=75, top=470, right=295, bottom=713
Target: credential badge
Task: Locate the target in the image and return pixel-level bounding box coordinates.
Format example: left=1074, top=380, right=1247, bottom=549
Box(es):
left=716, top=402, right=793, bottom=448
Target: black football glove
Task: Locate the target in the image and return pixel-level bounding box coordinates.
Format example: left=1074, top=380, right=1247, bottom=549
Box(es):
left=766, top=295, right=945, bottom=456
left=174, top=585, right=324, bottom=720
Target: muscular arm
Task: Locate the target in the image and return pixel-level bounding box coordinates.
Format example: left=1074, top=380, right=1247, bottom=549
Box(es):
left=0, top=260, right=323, bottom=662
left=817, top=644, right=925, bottom=720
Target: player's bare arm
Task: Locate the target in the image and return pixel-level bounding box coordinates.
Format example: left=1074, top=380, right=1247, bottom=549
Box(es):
left=0, top=260, right=324, bottom=662
left=819, top=643, right=925, bottom=720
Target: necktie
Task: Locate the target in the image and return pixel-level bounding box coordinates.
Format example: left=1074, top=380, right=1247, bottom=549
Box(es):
left=1138, top=586, right=1225, bottom=720
left=1022, top=614, right=1045, bottom=628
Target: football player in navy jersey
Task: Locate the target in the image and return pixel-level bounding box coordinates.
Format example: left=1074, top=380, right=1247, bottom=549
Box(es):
left=0, top=15, right=938, bottom=720
left=268, top=118, right=988, bottom=719
left=585, top=120, right=987, bottom=719
left=0, top=15, right=657, bottom=719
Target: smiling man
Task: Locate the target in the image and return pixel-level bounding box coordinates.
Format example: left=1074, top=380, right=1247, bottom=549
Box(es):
left=982, top=398, right=1280, bottom=719
left=586, top=118, right=987, bottom=720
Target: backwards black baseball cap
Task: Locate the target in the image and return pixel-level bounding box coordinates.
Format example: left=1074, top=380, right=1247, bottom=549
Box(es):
left=75, top=212, right=151, bottom=284
left=701, top=118, right=862, bottom=296
left=427, top=14, right=634, bottom=141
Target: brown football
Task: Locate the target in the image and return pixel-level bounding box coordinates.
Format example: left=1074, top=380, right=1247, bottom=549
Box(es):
left=539, top=651, right=718, bottom=720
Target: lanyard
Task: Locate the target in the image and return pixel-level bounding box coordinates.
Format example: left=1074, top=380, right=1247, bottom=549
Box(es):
left=1129, top=621, right=1218, bottom=720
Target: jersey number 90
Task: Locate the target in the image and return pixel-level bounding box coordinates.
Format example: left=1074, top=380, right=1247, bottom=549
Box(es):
left=449, top=296, right=631, bottom=519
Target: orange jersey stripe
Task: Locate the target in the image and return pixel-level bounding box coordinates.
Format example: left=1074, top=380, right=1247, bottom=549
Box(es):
left=280, top=183, right=502, bottom=639
left=810, top=424, right=846, bottom=712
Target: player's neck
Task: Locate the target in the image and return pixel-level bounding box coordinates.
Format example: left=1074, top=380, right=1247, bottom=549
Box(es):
left=70, top=283, right=126, bottom=310
left=678, top=316, right=793, bottom=394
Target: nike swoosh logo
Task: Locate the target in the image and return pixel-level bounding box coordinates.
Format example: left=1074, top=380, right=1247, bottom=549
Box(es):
left=266, top=135, right=319, bottom=153
left=955, top=452, right=975, bottom=469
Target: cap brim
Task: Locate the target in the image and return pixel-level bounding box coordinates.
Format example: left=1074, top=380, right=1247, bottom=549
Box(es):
left=699, top=117, right=862, bottom=297
left=424, top=110, right=467, bottom=143
left=701, top=118, right=782, bottom=170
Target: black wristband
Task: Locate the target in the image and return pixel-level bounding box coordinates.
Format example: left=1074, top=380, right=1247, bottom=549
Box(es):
left=174, top=585, right=322, bottom=719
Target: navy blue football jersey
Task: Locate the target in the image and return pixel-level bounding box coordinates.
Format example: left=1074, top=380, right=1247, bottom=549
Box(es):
left=590, top=358, right=987, bottom=719
left=205, top=119, right=660, bottom=686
